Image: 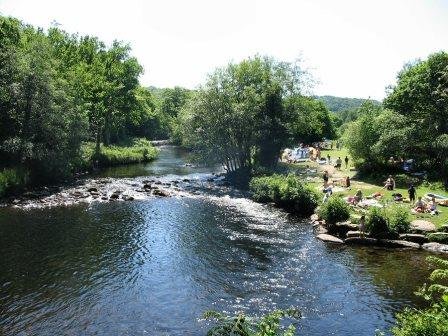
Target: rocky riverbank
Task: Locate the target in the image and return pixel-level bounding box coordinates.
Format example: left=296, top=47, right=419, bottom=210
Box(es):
left=0, top=172, right=230, bottom=209
left=311, top=213, right=448, bottom=254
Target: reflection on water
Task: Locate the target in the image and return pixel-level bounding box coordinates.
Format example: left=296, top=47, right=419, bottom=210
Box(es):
left=0, top=147, right=433, bottom=336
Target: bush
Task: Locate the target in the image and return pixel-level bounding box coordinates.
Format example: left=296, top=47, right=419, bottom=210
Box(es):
left=249, top=174, right=319, bottom=215
left=387, top=206, right=411, bottom=234
left=318, top=196, right=351, bottom=225
left=366, top=207, right=391, bottom=238
left=204, top=308, right=300, bottom=336
left=0, top=168, right=29, bottom=198
left=81, top=138, right=158, bottom=167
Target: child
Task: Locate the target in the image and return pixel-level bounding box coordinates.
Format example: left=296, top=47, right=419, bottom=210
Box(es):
left=359, top=215, right=366, bottom=237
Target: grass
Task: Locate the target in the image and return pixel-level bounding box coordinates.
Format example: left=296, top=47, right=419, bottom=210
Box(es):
left=282, top=147, right=448, bottom=228
left=0, top=167, right=30, bottom=198
left=81, top=138, right=158, bottom=167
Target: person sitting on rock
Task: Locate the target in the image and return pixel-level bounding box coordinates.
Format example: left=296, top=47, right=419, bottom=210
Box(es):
left=427, top=197, right=439, bottom=215
left=334, top=157, right=342, bottom=170
left=383, top=175, right=395, bottom=190
left=353, top=189, right=363, bottom=205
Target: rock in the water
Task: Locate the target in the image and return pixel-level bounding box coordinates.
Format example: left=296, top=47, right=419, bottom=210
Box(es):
left=410, top=220, right=436, bottom=233
left=330, top=221, right=358, bottom=235
left=378, top=239, right=421, bottom=249
left=121, top=195, right=135, bottom=201
left=422, top=242, right=448, bottom=253
left=87, top=187, right=98, bottom=193
left=399, top=233, right=428, bottom=245
left=109, top=193, right=120, bottom=200
left=153, top=189, right=170, bottom=197
left=310, top=214, right=319, bottom=221
left=346, top=230, right=363, bottom=238
left=314, top=225, right=328, bottom=235
left=427, top=232, right=448, bottom=244
left=316, top=234, right=344, bottom=244
left=344, top=237, right=377, bottom=245
left=143, top=184, right=153, bottom=190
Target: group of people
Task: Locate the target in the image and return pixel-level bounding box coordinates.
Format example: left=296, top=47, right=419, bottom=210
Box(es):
left=413, top=195, right=439, bottom=215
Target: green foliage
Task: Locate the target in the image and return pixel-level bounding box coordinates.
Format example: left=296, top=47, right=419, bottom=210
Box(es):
left=178, top=56, right=314, bottom=171
left=81, top=138, right=158, bottom=167
left=204, top=308, right=300, bottom=336
left=249, top=174, right=319, bottom=215
left=365, top=207, right=392, bottom=238
left=387, top=206, right=411, bottom=234
left=318, top=196, right=351, bottom=225
left=392, top=256, right=448, bottom=336
left=0, top=168, right=29, bottom=197
left=316, top=95, right=380, bottom=113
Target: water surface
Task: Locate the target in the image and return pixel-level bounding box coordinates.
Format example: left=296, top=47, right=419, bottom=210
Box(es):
left=0, top=146, right=432, bottom=335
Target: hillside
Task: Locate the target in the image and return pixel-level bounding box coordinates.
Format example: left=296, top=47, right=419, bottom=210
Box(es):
left=316, top=95, right=381, bottom=112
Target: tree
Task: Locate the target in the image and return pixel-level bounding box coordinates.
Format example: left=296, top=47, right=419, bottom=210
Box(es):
left=179, top=56, right=308, bottom=173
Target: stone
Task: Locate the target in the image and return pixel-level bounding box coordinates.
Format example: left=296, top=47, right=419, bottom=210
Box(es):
left=314, top=225, right=328, bottom=235
left=410, top=220, right=436, bottom=233
left=399, top=233, right=428, bottom=245
left=143, top=184, right=153, bottom=190
left=346, top=230, right=363, bottom=238
left=427, top=232, right=448, bottom=244
left=422, top=242, right=448, bottom=253
left=153, top=189, right=170, bottom=197
left=344, top=237, right=378, bottom=245
left=109, top=193, right=120, bottom=200
left=87, top=187, right=98, bottom=192
left=378, top=239, right=421, bottom=249
left=316, top=234, right=344, bottom=244
left=310, top=214, right=319, bottom=221
left=330, top=221, right=358, bottom=236
left=122, top=195, right=135, bottom=201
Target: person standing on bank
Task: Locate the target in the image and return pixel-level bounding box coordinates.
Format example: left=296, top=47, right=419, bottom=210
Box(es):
left=344, top=156, right=349, bottom=169
left=408, top=184, right=416, bottom=204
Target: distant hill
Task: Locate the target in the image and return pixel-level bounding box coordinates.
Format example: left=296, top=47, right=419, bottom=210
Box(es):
left=315, top=95, right=381, bottom=113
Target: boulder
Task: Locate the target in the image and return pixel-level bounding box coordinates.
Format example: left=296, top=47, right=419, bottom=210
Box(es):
left=330, top=221, right=358, bottom=236
left=109, top=193, right=120, bottom=200
left=422, top=242, right=448, bottom=253
left=121, top=195, right=135, bottom=201
left=316, top=234, right=344, bottom=244
left=427, top=232, right=448, bottom=244
left=378, top=239, right=421, bottom=249
left=153, top=189, right=170, bottom=197
left=410, top=220, right=436, bottom=233
left=143, top=183, right=153, bottom=190
left=399, top=233, right=428, bottom=245
left=87, top=187, right=98, bottom=193
left=346, top=230, right=363, bottom=238
left=314, top=225, right=328, bottom=235
left=310, top=213, right=319, bottom=222
left=344, top=237, right=378, bottom=245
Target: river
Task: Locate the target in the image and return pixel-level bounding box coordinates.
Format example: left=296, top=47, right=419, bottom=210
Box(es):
left=0, top=146, right=432, bottom=335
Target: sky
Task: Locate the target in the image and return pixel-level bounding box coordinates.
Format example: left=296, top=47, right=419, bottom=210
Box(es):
left=1, top=0, right=447, bottom=100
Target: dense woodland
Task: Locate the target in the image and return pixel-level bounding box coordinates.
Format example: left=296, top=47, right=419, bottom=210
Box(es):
left=1, top=15, right=447, bottom=193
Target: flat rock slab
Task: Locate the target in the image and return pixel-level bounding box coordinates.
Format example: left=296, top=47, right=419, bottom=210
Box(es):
left=378, top=239, right=421, bottom=249
left=344, top=237, right=378, bottom=245
left=335, top=221, right=358, bottom=230
left=346, top=230, right=363, bottom=238
left=314, top=225, right=328, bottom=235
left=399, top=233, right=428, bottom=245
left=316, top=234, right=344, bottom=244
left=422, top=242, right=448, bottom=253
left=410, top=220, right=436, bottom=233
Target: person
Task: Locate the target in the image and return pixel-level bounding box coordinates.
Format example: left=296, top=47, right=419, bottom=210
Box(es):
left=353, top=189, right=363, bottom=204
left=428, top=197, right=439, bottom=215
left=414, top=196, right=425, bottom=213
left=383, top=175, right=395, bottom=190
left=359, top=215, right=366, bottom=237
left=326, top=154, right=331, bottom=165
left=408, top=184, right=416, bottom=204
left=335, top=157, right=342, bottom=170
left=323, top=170, right=329, bottom=187
left=345, top=176, right=351, bottom=188
left=344, top=156, right=349, bottom=169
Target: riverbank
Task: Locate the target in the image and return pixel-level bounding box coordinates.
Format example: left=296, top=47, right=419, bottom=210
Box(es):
left=0, top=138, right=158, bottom=199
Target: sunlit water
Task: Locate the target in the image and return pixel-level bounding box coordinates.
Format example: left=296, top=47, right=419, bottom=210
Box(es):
left=0, top=146, right=432, bottom=335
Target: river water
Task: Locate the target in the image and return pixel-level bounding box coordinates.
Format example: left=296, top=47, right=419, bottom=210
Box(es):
left=0, top=146, right=433, bottom=335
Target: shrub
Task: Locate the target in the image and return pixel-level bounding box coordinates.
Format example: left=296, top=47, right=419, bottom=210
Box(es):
left=387, top=206, right=411, bottom=234
left=204, top=308, right=300, bottom=336
left=249, top=174, right=319, bottom=215
left=0, top=168, right=29, bottom=198
left=366, top=207, right=391, bottom=238
left=318, top=196, right=351, bottom=225
left=427, top=233, right=448, bottom=244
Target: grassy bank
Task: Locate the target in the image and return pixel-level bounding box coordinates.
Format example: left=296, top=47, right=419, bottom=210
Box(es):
left=0, top=168, right=30, bottom=198
left=81, top=138, right=158, bottom=167
left=285, top=147, right=448, bottom=228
